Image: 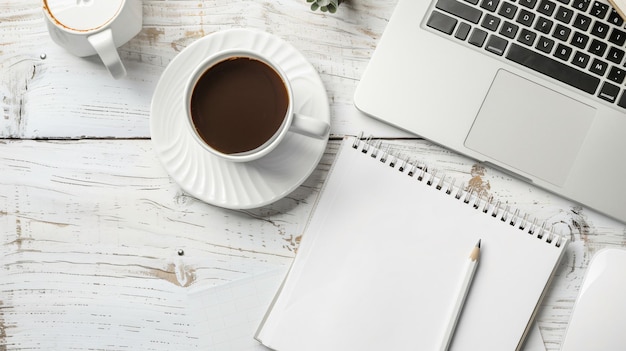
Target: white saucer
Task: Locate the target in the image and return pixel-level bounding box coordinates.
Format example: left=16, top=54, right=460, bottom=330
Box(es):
left=150, top=28, right=330, bottom=209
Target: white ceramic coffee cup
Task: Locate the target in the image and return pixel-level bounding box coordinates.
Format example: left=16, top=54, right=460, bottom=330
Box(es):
left=42, top=0, right=142, bottom=79
left=184, top=49, right=330, bottom=163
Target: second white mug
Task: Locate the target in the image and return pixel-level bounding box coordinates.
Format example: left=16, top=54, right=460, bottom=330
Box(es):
left=42, top=0, right=143, bottom=79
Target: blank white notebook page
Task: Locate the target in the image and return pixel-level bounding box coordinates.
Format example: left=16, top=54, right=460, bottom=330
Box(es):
left=256, top=137, right=567, bottom=351
left=187, top=268, right=546, bottom=350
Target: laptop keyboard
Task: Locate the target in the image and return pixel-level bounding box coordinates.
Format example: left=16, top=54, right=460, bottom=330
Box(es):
left=426, top=0, right=626, bottom=108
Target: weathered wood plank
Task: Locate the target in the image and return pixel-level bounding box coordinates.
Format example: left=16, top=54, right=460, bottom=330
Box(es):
left=2, top=1, right=626, bottom=348
left=0, top=138, right=331, bottom=349
left=0, top=138, right=624, bottom=349
left=0, top=0, right=403, bottom=139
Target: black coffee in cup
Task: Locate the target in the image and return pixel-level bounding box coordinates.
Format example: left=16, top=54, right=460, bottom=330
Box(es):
left=190, top=57, right=289, bottom=155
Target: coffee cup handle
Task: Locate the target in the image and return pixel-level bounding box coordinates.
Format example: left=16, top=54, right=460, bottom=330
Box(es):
left=289, top=113, right=330, bottom=139
left=87, top=29, right=127, bottom=79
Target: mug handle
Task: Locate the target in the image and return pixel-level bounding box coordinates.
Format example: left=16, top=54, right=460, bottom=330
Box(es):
left=87, top=29, right=127, bottom=79
left=289, top=113, right=330, bottom=139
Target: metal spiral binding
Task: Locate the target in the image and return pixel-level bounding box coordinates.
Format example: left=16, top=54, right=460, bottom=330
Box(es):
left=352, top=134, right=563, bottom=248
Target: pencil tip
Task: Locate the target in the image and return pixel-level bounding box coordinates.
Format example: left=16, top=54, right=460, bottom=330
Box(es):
left=477, top=239, right=481, bottom=248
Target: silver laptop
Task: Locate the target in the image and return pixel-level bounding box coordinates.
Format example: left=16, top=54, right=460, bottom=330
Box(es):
left=355, top=0, right=626, bottom=223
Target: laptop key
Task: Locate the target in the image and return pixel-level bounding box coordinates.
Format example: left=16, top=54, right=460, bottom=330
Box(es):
left=608, top=9, right=624, bottom=26
left=499, top=2, right=518, bottom=19
left=427, top=11, right=458, bottom=35
left=481, top=13, right=501, bottom=31
left=534, top=16, right=554, bottom=34
left=480, top=0, right=500, bottom=12
left=517, top=9, right=535, bottom=26
left=591, top=22, right=610, bottom=39
left=572, top=13, right=592, bottom=31
left=607, top=47, right=625, bottom=64
left=506, top=43, right=600, bottom=94
left=500, top=21, right=519, bottom=38
left=436, top=0, right=483, bottom=24
left=518, top=28, right=537, bottom=45
left=571, top=0, right=591, bottom=12
left=572, top=51, right=591, bottom=68
left=555, top=6, right=574, bottom=23
left=553, top=24, right=571, bottom=41
left=536, top=36, right=556, bottom=53
left=485, top=35, right=508, bottom=55
left=589, top=39, right=607, bottom=56
left=554, top=43, right=573, bottom=60
left=571, top=32, right=589, bottom=49
left=590, top=1, right=609, bottom=19
left=589, top=58, right=608, bottom=76
left=608, top=66, right=626, bottom=84
left=455, top=22, right=472, bottom=40
left=537, top=0, right=557, bottom=15
left=519, top=0, right=538, bottom=9
left=598, top=82, right=619, bottom=103
left=608, top=28, right=626, bottom=46
left=617, top=91, right=626, bottom=108
left=469, top=28, right=489, bottom=46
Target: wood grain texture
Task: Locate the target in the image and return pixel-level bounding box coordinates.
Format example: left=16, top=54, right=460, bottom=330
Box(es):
left=1, top=138, right=624, bottom=350
left=1, top=0, right=626, bottom=350
left=0, top=138, right=334, bottom=349
left=0, top=0, right=402, bottom=139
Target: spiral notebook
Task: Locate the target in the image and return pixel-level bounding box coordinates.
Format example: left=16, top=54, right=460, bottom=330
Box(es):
left=255, top=135, right=568, bottom=351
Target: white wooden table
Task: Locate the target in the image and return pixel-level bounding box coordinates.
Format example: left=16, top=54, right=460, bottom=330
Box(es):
left=1, top=1, right=625, bottom=350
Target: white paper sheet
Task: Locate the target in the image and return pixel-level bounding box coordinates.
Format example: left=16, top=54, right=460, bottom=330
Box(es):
left=524, top=323, right=547, bottom=351
left=187, top=265, right=545, bottom=351
left=187, top=266, right=289, bottom=350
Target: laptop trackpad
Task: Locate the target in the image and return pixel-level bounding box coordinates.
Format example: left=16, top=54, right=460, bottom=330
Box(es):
left=464, top=70, right=596, bottom=186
